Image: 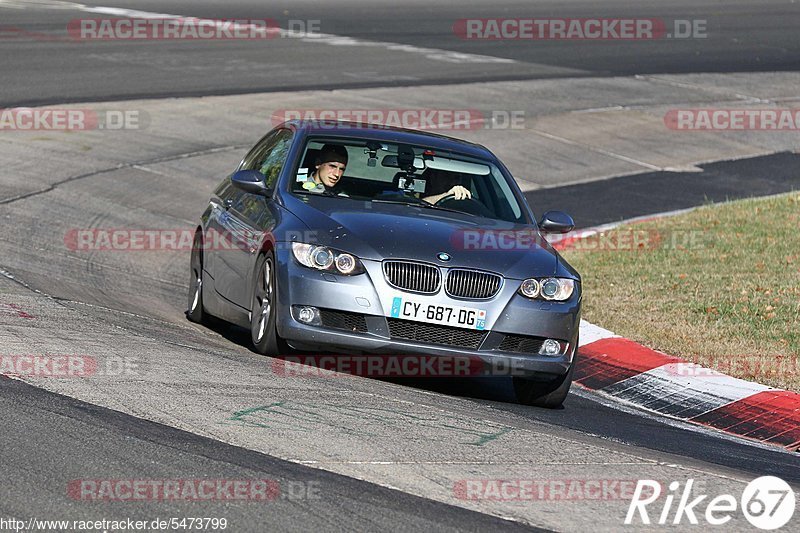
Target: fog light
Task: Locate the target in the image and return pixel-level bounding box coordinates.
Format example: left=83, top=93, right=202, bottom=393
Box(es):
left=296, top=306, right=321, bottom=325
left=539, top=339, right=562, bottom=356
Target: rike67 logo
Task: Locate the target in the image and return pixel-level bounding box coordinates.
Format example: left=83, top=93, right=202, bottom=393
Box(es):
left=626, top=477, right=795, bottom=529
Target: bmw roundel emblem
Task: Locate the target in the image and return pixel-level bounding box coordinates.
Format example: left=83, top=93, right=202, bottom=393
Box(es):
left=437, top=252, right=451, bottom=262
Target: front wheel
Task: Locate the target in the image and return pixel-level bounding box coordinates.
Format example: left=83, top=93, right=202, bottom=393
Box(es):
left=250, top=252, right=287, bottom=356
left=186, top=232, right=206, bottom=324
left=513, top=347, right=577, bottom=408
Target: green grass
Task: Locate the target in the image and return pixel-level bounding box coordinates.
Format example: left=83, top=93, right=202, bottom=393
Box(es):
left=563, top=192, right=800, bottom=391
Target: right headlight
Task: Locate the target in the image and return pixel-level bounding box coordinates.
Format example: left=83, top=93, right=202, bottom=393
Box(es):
left=518, top=278, right=575, bottom=301
left=291, top=243, right=365, bottom=276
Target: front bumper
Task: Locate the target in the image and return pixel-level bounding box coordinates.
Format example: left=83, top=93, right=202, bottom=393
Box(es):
left=273, top=248, right=581, bottom=379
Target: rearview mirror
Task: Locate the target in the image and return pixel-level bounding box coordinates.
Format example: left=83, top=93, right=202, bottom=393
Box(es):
left=231, top=169, right=270, bottom=195
left=538, top=211, right=575, bottom=233
left=381, top=154, right=424, bottom=170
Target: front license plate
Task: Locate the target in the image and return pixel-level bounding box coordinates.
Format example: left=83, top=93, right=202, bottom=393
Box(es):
left=389, top=296, right=487, bottom=330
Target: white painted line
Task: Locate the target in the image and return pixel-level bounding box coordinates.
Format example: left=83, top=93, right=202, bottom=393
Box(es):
left=570, top=386, right=786, bottom=453
left=609, top=363, right=771, bottom=402
left=654, top=362, right=773, bottom=398
left=78, top=5, right=181, bottom=18
left=635, top=74, right=772, bottom=105
left=596, top=361, right=774, bottom=421
left=529, top=129, right=664, bottom=171
left=0, top=0, right=77, bottom=8
left=36, top=1, right=516, bottom=65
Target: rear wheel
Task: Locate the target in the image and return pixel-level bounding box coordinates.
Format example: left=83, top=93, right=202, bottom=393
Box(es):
left=186, top=232, right=206, bottom=324
left=513, top=346, right=577, bottom=408
left=250, top=252, right=287, bottom=356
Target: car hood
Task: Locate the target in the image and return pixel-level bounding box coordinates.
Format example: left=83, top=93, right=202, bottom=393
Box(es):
left=282, top=195, right=573, bottom=280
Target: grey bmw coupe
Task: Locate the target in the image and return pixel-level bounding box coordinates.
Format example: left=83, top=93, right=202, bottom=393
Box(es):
left=188, top=120, right=581, bottom=407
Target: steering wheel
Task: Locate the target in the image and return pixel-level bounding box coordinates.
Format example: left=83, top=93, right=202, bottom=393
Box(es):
left=433, top=193, right=459, bottom=206
left=434, top=194, right=494, bottom=218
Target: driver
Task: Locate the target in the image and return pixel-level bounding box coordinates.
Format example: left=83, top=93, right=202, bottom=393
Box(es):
left=421, top=168, right=471, bottom=204
left=301, top=144, right=348, bottom=194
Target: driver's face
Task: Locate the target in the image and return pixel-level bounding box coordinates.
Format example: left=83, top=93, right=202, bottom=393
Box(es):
left=315, top=161, right=346, bottom=188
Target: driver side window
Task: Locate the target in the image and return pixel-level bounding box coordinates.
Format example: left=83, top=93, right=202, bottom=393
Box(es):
left=240, top=129, right=294, bottom=189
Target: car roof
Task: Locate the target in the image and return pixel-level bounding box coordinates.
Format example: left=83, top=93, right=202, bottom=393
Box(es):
left=280, top=120, right=496, bottom=160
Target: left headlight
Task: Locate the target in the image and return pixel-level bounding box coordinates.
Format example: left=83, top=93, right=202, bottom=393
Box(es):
left=518, top=278, right=575, bottom=301
left=291, top=243, right=365, bottom=275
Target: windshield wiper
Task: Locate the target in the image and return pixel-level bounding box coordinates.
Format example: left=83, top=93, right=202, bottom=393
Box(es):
left=372, top=198, right=474, bottom=216
left=372, top=198, right=425, bottom=206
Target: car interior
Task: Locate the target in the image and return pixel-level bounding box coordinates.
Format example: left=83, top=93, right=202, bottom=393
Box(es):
left=292, top=140, right=526, bottom=223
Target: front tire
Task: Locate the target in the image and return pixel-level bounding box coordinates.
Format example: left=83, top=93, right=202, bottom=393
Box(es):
left=250, top=252, right=286, bottom=356
left=186, top=232, right=206, bottom=324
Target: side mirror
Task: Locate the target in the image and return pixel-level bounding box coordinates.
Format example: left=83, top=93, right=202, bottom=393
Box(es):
left=231, top=169, right=270, bottom=195
left=538, top=210, right=575, bottom=234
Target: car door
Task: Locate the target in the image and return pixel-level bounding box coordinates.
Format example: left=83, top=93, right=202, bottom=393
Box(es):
left=203, top=173, right=243, bottom=286
left=215, top=128, right=294, bottom=308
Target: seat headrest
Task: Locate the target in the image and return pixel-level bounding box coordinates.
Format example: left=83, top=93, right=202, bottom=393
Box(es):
left=301, top=148, right=322, bottom=169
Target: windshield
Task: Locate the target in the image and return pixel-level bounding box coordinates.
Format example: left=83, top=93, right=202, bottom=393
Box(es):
left=291, top=137, right=527, bottom=223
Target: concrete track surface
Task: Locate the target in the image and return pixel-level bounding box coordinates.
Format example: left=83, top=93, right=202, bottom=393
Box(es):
left=1, top=0, right=799, bottom=531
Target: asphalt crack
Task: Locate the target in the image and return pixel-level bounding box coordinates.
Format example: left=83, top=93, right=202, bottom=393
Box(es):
left=0, top=144, right=246, bottom=205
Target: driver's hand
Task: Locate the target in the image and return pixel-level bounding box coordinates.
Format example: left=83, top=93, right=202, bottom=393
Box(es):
left=448, top=185, right=472, bottom=200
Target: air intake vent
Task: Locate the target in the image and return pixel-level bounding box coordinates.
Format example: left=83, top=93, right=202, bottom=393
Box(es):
left=498, top=334, right=546, bottom=354
left=319, top=309, right=368, bottom=333
left=383, top=261, right=441, bottom=294
left=387, top=318, right=486, bottom=349
left=445, top=269, right=502, bottom=299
